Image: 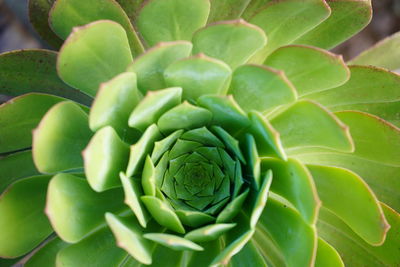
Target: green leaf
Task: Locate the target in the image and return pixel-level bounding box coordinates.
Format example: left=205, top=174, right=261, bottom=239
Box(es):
left=349, top=31, right=400, bottom=70
left=120, top=173, right=150, bottom=228
left=0, top=176, right=52, bottom=258
left=212, top=126, right=245, bottom=163
left=143, top=233, right=203, bottom=251
left=105, top=213, right=153, bottom=265
left=0, top=257, right=21, bottom=267
left=25, top=237, right=68, bottom=267
left=185, top=223, right=236, bottom=243
left=0, top=93, right=68, bottom=153
left=175, top=210, right=215, bottom=228
left=142, top=156, right=156, bottom=196
left=0, top=151, right=40, bottom=193
left=261, top=158, right=320, bottom=224
left=248, top=170, right=273, bottom=228
left=137, top=0, right=210, bottom=46
left=152, top=130, right=184, bottom=163
left=83, top=126, right=130, bottom=192
left=128, top=87, right=182, bottom=131
left=296, top=111, right=400, bottom=212
left=164, top=54, right=232, bottom=101
left=336, top=111, right=399, bottom=167
left=197, top=95, right=250, bottom=136
left=211, top=228, right=255, bottom=266
left=32, top=101, right=92, bottom=173
left=158, top=102, right=213, bottom=134
left=308, top=165, right=389, bottom=245
left=243, top=134, right=260, bottom=189
left=271, top=100, right=353, bottom=153
left=126, top=124, right=162, bottom=177
left=314, top=238, right=344, bottom=267
left=46, top=173, right=125, bottom=243
left=229, top=64, right=297, bottom=113
left=141, top=196, right=185, bottom=234
left=294, top=0, right=372, bottom=49
left=230, top=241, right=268, bottom=267
left=257, top=197, right=317, bottom=267
left=217, top=189, right=249, bottom=223
left=0, top=50, right=91, bottom=105
left=89, top=72, right=143, bottom=141
left=56, top=228, right=127, bottom=267
left=241, top=0, right=271, bottom=19
left=208, top=0, right=251, bottom=22
left=265, top=45, right=350, bottom=96
left=28, top=0, right=63, bottom=48
left=306, top=66, right=400, bottom=126
left=127, top=41, right=192, bottom=93
left=317, top=204, right=400, bottom=267
left=58, top=20, right=133, bottom=96
left=248, top=111, right=286, bottom=160
left=252, top=226, right=286, bottom=267
left=186, top=240, right=223, bottom=267
left=249, top=0, right=330, bottom=61
left=192, top=20, right=267, bottom=68
left=49, top=0, right=144, bottom=56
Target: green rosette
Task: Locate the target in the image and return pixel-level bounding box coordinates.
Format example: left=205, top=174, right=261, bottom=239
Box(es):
left=0, top=0, right=399, bottom=266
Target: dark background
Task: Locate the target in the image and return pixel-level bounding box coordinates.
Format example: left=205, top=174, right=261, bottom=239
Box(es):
left=0, top=0, right=400, bottom=60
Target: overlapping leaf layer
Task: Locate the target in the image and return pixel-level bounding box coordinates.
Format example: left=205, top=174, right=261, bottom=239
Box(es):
left=0, top=0, right=399, bottom=266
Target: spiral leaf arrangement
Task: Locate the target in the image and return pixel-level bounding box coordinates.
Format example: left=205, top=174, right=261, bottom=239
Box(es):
left=0, top=0, right=399, bottom=266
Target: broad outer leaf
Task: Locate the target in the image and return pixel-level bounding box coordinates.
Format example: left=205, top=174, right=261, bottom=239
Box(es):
left=257, top=197, right=317, bottom=267
left=0, top=93, right=67, bottom=153
left=28, top=0, right=63, bottom=48
left=318, top=204, right=400, bottom=266
left=296, top=111, right=400, bottom=212
left=229, top=64, right=297, bottom=113
left=0, top=176, right=52, bottom=258
left=271, top=100, right=353, bottom=153
left=83, top=126, right=130, bottom=192
left=249, top=0, right=330, bottom=61
left=49, top=0, right=144, bottom=56
left=308, top=165, right=389, bottom=245
left=0, top=50, right=92, bottom=105
left=137, top=0, right=210, bottom=46
left=32, top=101, right=92, bottom=173
left=0, top=151, right=40, bottom=193
left=89, top=72, right=143, bottom=141
left=261, top=158, right=320, bottom=224
left=306, top=66, right=400, bottom=127
left=25, top=237, right=68, bottom=267
left=164, top=54, right=232, bottom=101
left=127, top=41, right=192, bottom=93
left=208, top=0, right=251, bottom=22
left=315, top=238, right=344, bottom=267
left=192, top=20, right=267, bottom=68
left=105, top=213, right=153, bottom=265
left=230, top=241, right=267, bottom=267
left=128, top=87, right=182, bottom=132
left=294, top=0, right=372, bottom=49
left=265, top=45, right=350, bottom=96
left=56, top=228, right=127, bottom=267
left=349, top=31, right=400, bottom=71
left=46, top=173, right=126, bottom=243
left=58, top=20, right=133, bottom=97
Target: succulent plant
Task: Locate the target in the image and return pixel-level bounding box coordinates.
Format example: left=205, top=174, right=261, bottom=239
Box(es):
left=1, top=0, right=399, bottom=266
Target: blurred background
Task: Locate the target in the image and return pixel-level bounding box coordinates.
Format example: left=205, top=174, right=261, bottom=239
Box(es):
left=0, top=0, right=400, bottom=60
